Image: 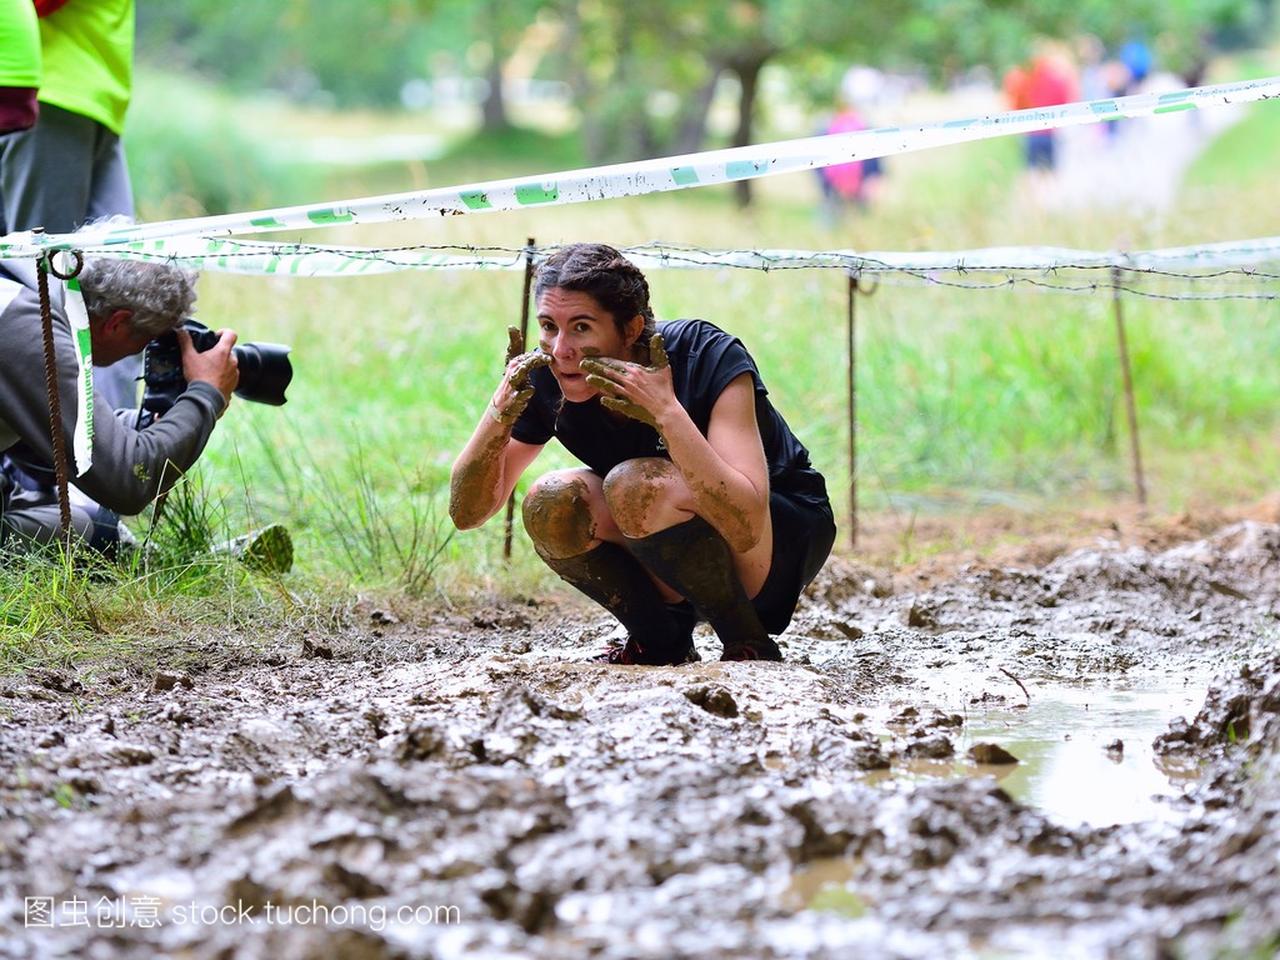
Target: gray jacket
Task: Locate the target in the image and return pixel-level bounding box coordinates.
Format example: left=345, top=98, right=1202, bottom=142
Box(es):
left=0, top=258, right=225, bottom=515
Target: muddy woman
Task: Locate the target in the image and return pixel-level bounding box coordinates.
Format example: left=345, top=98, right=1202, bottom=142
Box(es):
left=449, top=243, right=835, bottom=664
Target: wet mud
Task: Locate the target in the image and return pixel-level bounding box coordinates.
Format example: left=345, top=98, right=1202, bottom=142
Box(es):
left=2, top=520, right=1279, bottom=958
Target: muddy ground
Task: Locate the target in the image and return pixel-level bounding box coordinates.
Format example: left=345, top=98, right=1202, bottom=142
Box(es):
left=2, top=513, right=1279, bottom=959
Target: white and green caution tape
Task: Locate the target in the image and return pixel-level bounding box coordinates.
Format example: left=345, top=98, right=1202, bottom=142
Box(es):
left=1, top=74, right=1277, bottom=258
left=60, top=262, right=93, bottom=477
left=6, top=73, right=1274, bottom=468
left=52, top=234, right=1280, bottom=278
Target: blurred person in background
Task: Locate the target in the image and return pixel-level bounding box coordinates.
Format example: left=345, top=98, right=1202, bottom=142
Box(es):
left=0, top=0, right=138, bottom=411
left=0, top=0, right=40, bottom=140
left=1004, top=39, right=1080, bottom=177
left=815, top=66, right=886, bottom=227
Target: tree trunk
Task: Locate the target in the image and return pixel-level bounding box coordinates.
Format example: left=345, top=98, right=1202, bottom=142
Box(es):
left=481, top=1, right=510, bottom=132
left=730, top=54, right=768, bottom=208
left=674, top=64, right=724, bottom=156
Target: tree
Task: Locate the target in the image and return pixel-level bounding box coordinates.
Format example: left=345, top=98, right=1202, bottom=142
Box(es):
left=137, top=0, right=441, bottom=108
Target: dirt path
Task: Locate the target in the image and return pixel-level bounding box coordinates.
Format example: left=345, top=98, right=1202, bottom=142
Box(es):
left=2, top=515, right=1279, bottom=958
left=1040, top=73, right=1244, bottom=214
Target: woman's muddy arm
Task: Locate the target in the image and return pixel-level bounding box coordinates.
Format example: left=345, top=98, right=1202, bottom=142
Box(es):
left=449, top=338, right=549, bottom=530
left=449, top=415, right=545, bottom=529
left=583, top=344, right=768, bottom=552
left=655, top=374, right=770, bottom=552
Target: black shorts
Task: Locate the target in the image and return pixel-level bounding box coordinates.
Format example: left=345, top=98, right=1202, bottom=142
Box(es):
left=750, top=491, right=836, bottom=634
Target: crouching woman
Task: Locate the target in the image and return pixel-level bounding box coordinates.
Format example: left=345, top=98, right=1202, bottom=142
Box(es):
left=449, top=243, right=835, bottom=663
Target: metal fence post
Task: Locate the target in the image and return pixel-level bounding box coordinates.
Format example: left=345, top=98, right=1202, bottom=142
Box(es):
left=1111, top=265, right=1147, bottom=506
left=503, top=236, right=537, bottom=560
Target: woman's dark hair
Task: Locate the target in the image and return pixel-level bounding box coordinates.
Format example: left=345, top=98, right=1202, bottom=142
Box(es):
left=534, top=243, right=656, bottom=350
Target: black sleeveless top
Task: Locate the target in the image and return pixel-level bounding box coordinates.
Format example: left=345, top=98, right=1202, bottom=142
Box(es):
left=510, top=318, right=829, bottom=510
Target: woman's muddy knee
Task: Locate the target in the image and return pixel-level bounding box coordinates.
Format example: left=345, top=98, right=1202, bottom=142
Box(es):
left=522, top=472, right=598, bottom=559
left=602, top=458, right=681, bottom=538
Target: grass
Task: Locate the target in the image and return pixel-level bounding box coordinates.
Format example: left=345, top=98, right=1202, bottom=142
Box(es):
left=1185, top=96, right=1280, bottom=191
left=8, top=62, right=1280, bottom=668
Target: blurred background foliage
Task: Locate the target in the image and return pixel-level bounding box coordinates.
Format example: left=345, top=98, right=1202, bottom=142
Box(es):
left=132, top=0, right=1273, bottom=213
left=7, top=0, right=1280, bottom=641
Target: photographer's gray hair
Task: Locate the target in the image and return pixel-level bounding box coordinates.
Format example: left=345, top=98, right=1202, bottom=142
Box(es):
left=78, top=258, right=198, bottom=337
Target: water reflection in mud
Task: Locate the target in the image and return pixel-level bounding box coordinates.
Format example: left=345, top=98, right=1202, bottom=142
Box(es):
left=873, top=683, right=1207, bottom=827
left=962, top=685, right=1206, bottom=826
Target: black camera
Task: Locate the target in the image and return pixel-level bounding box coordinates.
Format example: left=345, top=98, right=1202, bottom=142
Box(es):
left=140, top=319, right=292, bottom=426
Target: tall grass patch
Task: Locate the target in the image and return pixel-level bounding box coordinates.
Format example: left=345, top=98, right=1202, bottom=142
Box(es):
left=18, top=64, right=1275, bottom=659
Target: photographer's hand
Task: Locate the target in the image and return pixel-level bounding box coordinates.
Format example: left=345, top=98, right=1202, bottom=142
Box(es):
left=180, top=327, right=240, bottom=415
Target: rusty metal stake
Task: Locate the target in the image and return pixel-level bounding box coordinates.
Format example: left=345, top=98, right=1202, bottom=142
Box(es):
left=845, top=270, right=877, bottom=548
left=503, top=236, right=537, bottom=560
left=847, top=270, right=858, bottom=549
left=36, top=252, right=74, bottom=544
left=1111, top=266, right=1147, bottom=506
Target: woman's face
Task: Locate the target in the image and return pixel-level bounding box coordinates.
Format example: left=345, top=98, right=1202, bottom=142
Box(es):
left=536, top=286, right=640, bottom=403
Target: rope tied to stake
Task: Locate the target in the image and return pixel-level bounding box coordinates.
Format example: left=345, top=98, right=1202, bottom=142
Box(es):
left=35, top=246, right=84, bottom=544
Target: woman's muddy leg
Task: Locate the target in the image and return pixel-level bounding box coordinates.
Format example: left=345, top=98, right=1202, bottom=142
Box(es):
left=604, top=460, right=778, bottom=662
left=522, top=470, right=695, bottom=664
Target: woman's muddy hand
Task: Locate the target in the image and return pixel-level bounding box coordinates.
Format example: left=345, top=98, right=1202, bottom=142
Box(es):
left=504, top=325, right=525, bottom=366
left=580, top=333, right=673, bottom=429
left=490, top=330, right=551, bottom=425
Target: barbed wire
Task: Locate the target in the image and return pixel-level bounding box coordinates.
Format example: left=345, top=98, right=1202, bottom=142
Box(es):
left=128, top=239, right=1280, bottom=276
left=73, top=239, right=1280, bottom=301
left=878, top=271, right=1280, bottom=301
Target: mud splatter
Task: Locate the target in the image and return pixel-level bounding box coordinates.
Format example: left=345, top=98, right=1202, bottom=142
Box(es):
left=2, top=519, right=1278, bottom=957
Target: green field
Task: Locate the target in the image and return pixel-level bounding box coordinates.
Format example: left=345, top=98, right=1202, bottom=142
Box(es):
left=6, top=67, right=1280, bottom=665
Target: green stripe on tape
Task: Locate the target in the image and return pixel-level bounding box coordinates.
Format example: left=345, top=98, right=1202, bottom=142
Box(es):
left=515, top=182, right=559, bottom=205
left=1155, top=103, right=1196, bottom=114
left=67, top=277, right=80, bottom=293
left=944, top=118, right=976, bottom=128
left=670, top=166, right=699, bottom=186
left=1089, top=100, right=1119, bottom=115
left=460, top=191, right=492, bottom=210
left=1158, top=90, right=1192, bottom=105
left=726, top=160, right=768, bottom=180
left=307, top=208, right=354, bottom=225
left=251, top=216, right=286, bottom=228
left=76, top=327, right=91, bottom=356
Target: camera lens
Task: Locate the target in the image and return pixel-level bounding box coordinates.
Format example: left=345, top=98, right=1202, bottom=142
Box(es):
left=230, top=342, right=293, bottom=406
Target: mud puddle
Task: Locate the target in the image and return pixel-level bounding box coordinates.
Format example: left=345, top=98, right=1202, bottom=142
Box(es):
left=959, top=683, right=1206, bottom=826
left=2, top=518, right=1279, bottom=958
left=870, top=681, right=1208, bottom=828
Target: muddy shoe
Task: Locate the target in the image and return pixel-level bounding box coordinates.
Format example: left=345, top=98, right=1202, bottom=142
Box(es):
left=720, top=636, right=783, bottom=662
left=594, top=636, right=700, bottom=666
left=212, top=524, right=294, bottom=574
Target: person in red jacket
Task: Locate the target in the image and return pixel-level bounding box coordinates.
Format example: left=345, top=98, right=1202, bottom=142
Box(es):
left=1006, top=41, right=1080, bottom=173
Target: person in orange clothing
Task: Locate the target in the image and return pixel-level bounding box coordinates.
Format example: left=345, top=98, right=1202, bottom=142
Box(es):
left=1005, top=41, right=1080, bottom=172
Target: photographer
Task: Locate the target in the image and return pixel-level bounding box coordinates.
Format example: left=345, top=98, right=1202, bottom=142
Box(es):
left=0, top=254, right=237, bottom=551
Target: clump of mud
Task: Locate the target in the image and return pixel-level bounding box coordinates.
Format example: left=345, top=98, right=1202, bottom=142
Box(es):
left=1, top=521, right=1279, bottom=958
